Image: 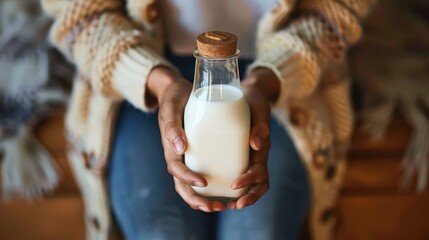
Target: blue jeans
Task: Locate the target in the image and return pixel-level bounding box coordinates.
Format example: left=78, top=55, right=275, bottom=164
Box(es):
left=108, top=50, right=310, bottom=240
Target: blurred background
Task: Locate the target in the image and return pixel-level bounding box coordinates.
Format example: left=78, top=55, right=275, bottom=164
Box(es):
left=0, top=0, right=428, bottom=239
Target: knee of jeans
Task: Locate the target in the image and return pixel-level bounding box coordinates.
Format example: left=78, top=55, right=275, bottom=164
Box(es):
left=133, top=230, right=181, bottom=240
left=111, top=191, right=195, bottom=240
left=128, top=210, right=194, bottom=240
left=218, top=226, right=278, bottom=240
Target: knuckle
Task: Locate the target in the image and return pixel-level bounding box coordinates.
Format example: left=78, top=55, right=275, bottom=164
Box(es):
left=247, top=168, right=258, bottom=176
left=183, top=169, right=194, bottom=182
left=164, top=121, right=180, bottom=140
left=261, top=125, right=270, bottom=137
left=158, top=113, right=163, bottom=122
left=255, top=176, right=265, bottom=183
left=167, top=165, right=174, bottom=175
left=255, top=171, right=268, bottom=183
left=164, top=124, right=177, bottom=137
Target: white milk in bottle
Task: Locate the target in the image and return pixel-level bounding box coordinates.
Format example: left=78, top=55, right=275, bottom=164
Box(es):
left=184, top=31, right=250, bottom=199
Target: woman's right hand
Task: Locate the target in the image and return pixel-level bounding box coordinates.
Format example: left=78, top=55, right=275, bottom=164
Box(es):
left=147, top=67, right=227, bottom=212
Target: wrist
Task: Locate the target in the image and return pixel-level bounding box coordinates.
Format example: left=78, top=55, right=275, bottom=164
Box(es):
left=147, top=66, right=178, bottom=104
left=242, top=67, right=280, bottom=103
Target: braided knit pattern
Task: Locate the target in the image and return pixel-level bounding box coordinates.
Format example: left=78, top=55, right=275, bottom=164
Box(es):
left=41, top=0, right=72, bottom=17
left=322, top=80, right=353, bottom=143
left=65, top=74, right=92, bottom=150
left=251, top=14, right=348, bottom=103
left=252, top=0, right=374, bottom=106
left=299, top=0, right=366, bottom=45
left=72, top=13, right=137, bottom=71
left=287, top=15, right=346, bottom=64
left=85, top=93, right=121, bottom=172
left=49, top=0, right=123, bottom=48
left=251, top=29, right=321, bottom=102
left=47, top=0, right=148, bottom=98
left=335, top=0, right=377, bottom=18
left=89, top=28, right=144, bottom=98
left=320, top=63, right=354, bottom=143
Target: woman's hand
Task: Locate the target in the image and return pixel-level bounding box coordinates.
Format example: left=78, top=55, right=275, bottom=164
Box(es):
left=229, top=67, right=280, bottom=209
left=146, top=66, right=280, bottom=212
left=147, top=67, right=227, bottom=212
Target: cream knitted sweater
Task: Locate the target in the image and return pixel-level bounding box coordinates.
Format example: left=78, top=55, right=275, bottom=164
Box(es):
left=42, top=0, right=376, bottom=239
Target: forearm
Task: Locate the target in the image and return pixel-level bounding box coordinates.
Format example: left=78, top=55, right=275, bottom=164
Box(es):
left=43, top=0, right=173, bottom=111
left=146, top=67, right=179, bottom=106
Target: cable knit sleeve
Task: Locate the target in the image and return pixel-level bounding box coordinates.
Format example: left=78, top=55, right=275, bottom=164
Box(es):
left=249, top=0, right=377, bottom=107
left=42, top=0, right=172, bottom=111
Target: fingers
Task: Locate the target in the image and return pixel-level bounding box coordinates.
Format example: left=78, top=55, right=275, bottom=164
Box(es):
left=231, top=139, right=270, bottom=190
left=158, top=80, right=191, bottom=154
left=235, top=182, right=269, bottom=209
left=249, top=106, right=270, bottom=151
left=157, top=81, right=208, bottom=186
left=160, top=117, right=206, bottom=186
left=174, top=177, right=227, bottom=212
left=242, top=86, right=271, bottom=151
left=160, top=110, right=187, bottom=155
left=163, top=120, right=187, bottom=154
left=248, top=100, right=270, bottom=151
left=250, top=124, right=270, bottom=151
left=228, top=201, right=237, bottom=210
left=156, top=80, right=228, bottom=213
left=230, top=137, right=270, bottom=210
left=160, top=120, right=206, bottom=186
left=167, top=159, right=207, bottom=187
left=231, top=161, right=268, bottom=189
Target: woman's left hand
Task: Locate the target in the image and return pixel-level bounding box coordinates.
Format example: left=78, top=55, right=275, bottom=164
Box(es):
left=229, top=67, right=280, bottom=209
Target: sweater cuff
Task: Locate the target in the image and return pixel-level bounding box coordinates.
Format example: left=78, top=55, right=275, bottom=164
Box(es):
left=111, top=46, right=175, bottom=112
left=247, top=31, right=321, bottom=109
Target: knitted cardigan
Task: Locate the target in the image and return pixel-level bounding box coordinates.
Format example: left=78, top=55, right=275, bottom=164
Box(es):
left=42, top=0, right=376, bottom=239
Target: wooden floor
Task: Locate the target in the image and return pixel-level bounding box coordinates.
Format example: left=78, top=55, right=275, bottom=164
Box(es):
left=338, top=115, right=429, bottom=240
left=1, top=108, right=428, bottom=240
left=0, top=109, right=85, bottom=240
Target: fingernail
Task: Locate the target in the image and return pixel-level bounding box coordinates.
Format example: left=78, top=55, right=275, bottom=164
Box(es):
left=232, top=183, right=243, bottom=189
left=198, top=206, right=210, bottom=212
left=213, top=206, right=224, bottom=212
left=173, top=138, right=185, bottom=153
left=192, top=181, right=205, bottom=187
left=228, top=202, right=236, bottom=210
left=254, top=135, right=264, bottom=149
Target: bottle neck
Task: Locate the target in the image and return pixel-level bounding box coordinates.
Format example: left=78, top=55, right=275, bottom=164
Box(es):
left=192, top=50, right=241, bottom=94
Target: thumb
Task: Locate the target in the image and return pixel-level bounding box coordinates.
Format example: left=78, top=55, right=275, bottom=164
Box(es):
left=243, top=86, right=271, bottom=151
left=158, top=88, right=189, bottom=155
left=163, top=120, right=187, bottom=154
left=250, top=123, right=270, bottom=151
left=248, top=99, right=270, bottom=151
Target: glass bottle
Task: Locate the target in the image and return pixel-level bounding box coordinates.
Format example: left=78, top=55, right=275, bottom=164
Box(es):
left=184, top=31, right=250, bottom=200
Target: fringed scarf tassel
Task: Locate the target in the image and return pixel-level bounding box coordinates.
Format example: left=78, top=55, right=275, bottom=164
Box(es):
left=1, top=125, right=60, bottom=199
left=400, top=100, right=429, bottom=192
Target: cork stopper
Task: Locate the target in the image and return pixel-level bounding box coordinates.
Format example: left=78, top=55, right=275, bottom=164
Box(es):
left=196, top=31, right=237, bottom=58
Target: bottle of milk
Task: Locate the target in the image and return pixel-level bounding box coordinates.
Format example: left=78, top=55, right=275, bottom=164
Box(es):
left=184, top=31, right=250, bottom=199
